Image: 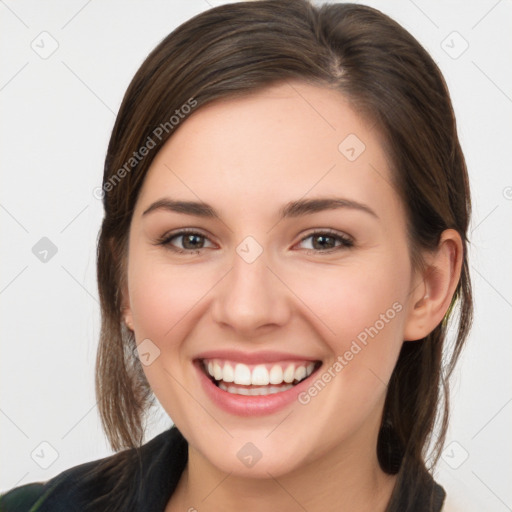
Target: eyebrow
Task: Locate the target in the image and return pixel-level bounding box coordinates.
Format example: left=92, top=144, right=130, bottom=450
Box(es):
left=142, top=197, right=379, bottom=220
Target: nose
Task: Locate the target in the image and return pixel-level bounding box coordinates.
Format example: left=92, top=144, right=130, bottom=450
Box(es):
left=211, top=244, right=291, bottom=337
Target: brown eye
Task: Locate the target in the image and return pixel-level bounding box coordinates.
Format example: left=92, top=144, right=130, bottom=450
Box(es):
left=180, top=233, right=206, bottom=250
left=157, top=230, right=214, bottom=254
left=297, top=231, right=354, bottom=252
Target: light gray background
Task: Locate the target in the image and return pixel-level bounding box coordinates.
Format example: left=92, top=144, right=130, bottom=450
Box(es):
left=1, top=1, right=511, bottom=510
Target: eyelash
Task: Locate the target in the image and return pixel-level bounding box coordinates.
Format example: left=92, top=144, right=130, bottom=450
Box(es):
left=155, top=229, right=354, bottom=255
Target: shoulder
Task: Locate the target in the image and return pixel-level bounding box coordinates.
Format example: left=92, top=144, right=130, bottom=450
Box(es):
left=0, top=482, right=49, bottom=511
left=0, top=450, right=136, bottom=512
left=390, top=463, right=447, bottom=512
left=0, top=425, right=187, bottom=512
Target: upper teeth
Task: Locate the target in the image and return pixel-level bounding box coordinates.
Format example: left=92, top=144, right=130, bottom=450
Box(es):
left=203, top=359, right=317, bottom=386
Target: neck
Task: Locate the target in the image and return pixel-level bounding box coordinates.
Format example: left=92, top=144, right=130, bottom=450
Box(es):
left=167, top=427, right=397, bottom=512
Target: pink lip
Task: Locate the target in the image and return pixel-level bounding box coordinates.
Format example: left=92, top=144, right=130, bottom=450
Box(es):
left=193, top=359, right=322, bottom=417
left=194, top=349, right=320, bottom=365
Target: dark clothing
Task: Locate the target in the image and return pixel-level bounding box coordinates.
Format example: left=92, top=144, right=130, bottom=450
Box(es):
left=0, top=425, right=445, bottom=511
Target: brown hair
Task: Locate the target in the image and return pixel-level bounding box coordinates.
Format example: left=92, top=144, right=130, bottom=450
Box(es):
left=92, top=0, right=472, bottom=509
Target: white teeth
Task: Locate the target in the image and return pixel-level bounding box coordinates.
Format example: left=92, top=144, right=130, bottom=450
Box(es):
left=234, top=385, right=249, bottom=395
left=223, top=362, right=234, bottom=382
left=251, top=365, right=269, bottom=385
left=269, top=365, right=283, bottom=384
left=294, top=365, right=307, bottom=382
left=218, top=382, right=295, bottom=395
left=213, top=361, right=223, bottom=381
left=204, top=359, right=318, bottom=386
left=283, top=364, right=295, bottom=383
left=234, top=363, right=252, bottom=385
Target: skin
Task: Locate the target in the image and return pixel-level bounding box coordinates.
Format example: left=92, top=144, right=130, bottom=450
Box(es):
left=121, top=81, right=462, bottom=512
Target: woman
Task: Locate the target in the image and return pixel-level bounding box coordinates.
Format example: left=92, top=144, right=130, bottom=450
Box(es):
left=0, top=0, right=472, bottom=510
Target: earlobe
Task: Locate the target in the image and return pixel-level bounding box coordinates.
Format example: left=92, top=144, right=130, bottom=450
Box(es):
left=123, top=312, right=134, bottom=331
left=119, top=284, right=134, bottom=331
left=403, top=229, right=463, bottom=341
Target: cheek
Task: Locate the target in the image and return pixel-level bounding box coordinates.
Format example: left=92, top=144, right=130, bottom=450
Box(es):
left=126, top=253, right=208, bottom=404
left=297, top=262, right=406, bottom=334
left=289, top=265, right=408, bottom=433
left=127, top=251, right=212, bottom=341
left=287, top=256, right=409, bottom=379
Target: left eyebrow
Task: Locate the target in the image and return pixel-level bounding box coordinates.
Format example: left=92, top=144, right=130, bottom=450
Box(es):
left=141, top=196, right=379, bottom=220
left=279, top=197, right=379, bottom=220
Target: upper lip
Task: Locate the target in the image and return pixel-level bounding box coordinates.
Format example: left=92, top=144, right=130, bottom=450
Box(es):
left=194, top=349, right=321, bottom=365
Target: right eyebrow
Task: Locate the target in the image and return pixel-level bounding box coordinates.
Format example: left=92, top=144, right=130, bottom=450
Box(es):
left=142, top=198, right=218, bottom=219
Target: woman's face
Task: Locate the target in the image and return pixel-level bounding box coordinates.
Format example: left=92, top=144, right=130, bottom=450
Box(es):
left=123, top=81, right=421, bottom=478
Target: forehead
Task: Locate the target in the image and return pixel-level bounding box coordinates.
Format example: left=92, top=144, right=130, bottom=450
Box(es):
left=135, top=81, right=401, bottom=223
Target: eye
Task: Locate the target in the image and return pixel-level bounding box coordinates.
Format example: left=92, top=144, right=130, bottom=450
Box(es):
left=155, top=228, right=353, bottom=255
left=156, top=230, right=215, bottom=254
left=296, top=230, right=354, bottom=253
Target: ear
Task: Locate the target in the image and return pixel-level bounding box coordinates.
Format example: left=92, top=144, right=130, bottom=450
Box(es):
left=120, top=281, right=134, bottom=331
left=403, top=229, right=463, bottom=341
left=109, top=235, right=134, bottom=331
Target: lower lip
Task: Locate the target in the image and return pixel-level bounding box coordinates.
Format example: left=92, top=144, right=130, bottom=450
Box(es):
left=194, top=360, right=321, bottom=416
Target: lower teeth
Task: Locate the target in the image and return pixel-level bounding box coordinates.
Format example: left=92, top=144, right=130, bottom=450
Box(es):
left=218, top=382, right=294, bottom=395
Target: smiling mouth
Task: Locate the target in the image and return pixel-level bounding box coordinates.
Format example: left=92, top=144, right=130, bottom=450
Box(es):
left=198, top=358, right=322, bottom=396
